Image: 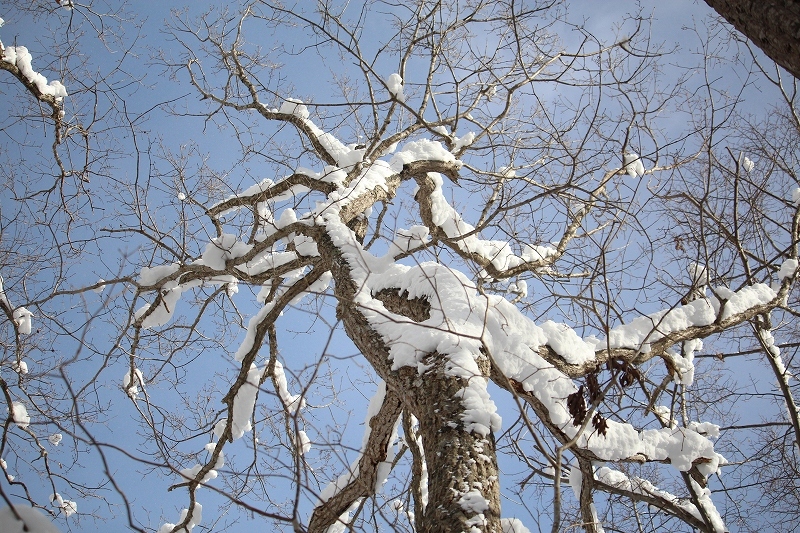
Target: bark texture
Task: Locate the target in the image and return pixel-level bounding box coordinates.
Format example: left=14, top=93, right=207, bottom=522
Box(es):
left=704, top=0, right=800, bottom=78
left=402, top=353, right=501, bottom=533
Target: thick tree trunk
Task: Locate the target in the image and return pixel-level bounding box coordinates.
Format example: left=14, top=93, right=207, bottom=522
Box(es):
left=704, top=0, right=800, bottom=78
left=328, top=242, right=501, bottom=532
left=403, top=353, right=502, bottom=533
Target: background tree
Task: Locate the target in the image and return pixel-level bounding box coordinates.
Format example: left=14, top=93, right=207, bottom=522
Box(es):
left=0, top=1, right=799, bottom=533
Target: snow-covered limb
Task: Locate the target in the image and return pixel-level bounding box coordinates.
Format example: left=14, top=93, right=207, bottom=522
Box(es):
left=49, top=494, right=76, bottom=518
left=308, top=383, right=402, bottom=533
left=752, top=317, right=800, bottom=459
left=122, top=366, right=145, bottom=399
left=158, top=501, right=202, bottom=533
left=209, top=171, right=338, bottom=218
left=0, top=505, right=61, bottom=533
left=0, top=43, right=67, bottom=116
left=594, top=466, right=725, bottom=532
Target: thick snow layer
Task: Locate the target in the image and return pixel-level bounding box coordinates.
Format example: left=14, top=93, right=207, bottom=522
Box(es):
left=389, top=139, right=458, bottom=171
left=713, top=283, right=775, bottom=320
left=603, top=284, right=775, bottom=352
left=522, top=244, right=556, bottom=263
left=230, top=364, right=261, bottom=440
left=2, top=46, right=68, bottom=99
left=139, top=264, right=180, bottom=286
left=198, top=234, right=253, bottom=270
left=0, top=506, right=61, bottom=533
left=279, top=98, right=309, bottom=119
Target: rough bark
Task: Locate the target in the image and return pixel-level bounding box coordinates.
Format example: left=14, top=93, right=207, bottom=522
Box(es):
left=326, top=238, right=501, bottom=532
left=401, top=352, right=502, bottom=533
left=704, top=0, right=800, bottom=78
left=307, top=390, right=403, bottom=533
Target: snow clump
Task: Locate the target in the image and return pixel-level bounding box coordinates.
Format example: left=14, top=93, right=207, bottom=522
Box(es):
left=779, top=258, right=798, bottom=280
left=49, top=433, right=63, bottom=446
left=742, top=156, right=754, bottom=173
left=623, top=152, right=645, bottom=177
left=50, top=494, right=76, bottom=517
left=158, top=503, right=202, bottom=533
left=13, top=307, right=32, bottom=335
left=452, top=131, right=475, bottom=152
left=122, top=367, right=145, bottom=399
left=386, top=73, right=406, bottom=102
left=11, top=402, right=29, bottom=428
left=501, top=518, right=532, bottom=533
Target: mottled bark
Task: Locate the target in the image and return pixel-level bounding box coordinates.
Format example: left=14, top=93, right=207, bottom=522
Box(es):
left=308, top=390, right=403, bottom=533
left=326, top=238, right=501, bottom=532
left=403, top=353, right=502, bottom=533
left=704, top=0, right=800, bottom=78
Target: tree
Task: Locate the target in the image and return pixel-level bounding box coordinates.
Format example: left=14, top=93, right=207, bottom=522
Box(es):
left=1, top=1, right=799, bottom=533
left=703, top=0, right=800, bottom=79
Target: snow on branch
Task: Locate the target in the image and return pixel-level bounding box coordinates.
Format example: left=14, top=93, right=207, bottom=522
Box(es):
left=594, top=466, right=724, bottom=532
left=319, top=217, right=799, bottom=494
left=0, top=43, right=67, bottom=107
left=309, top=382, right=402, bottom=533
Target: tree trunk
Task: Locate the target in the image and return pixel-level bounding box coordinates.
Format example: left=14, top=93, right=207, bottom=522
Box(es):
left=704, top=0, right=800, bottom=78
left=403, top=353, right=502, bottom=533
left=329, top=244, right=501, bottom=531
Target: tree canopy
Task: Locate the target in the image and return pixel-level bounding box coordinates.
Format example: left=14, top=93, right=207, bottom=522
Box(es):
left=1, top=1, right=799, bottom=533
